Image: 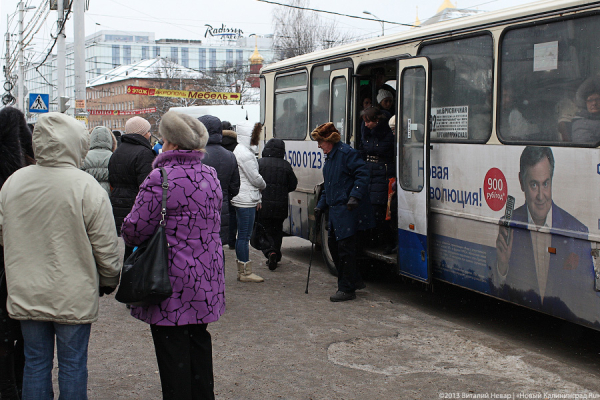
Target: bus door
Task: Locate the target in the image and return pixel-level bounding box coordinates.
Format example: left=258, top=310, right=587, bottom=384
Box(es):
left=329, top=69, right=351, bottom=143
left=396, top=57, right=431, bottom=282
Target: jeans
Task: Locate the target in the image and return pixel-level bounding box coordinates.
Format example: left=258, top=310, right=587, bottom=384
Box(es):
left=235, top=206, right=256, bottom=263
left=228, top=205, right=237, bottom=247
left=20, top=321, right=91, bottom=400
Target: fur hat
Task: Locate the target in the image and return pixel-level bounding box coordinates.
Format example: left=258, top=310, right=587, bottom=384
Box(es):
left=377, top=89, right=393, bottom=104
left=125, top=116, right=151, bottom=135
left=311, top=122, right=341, bottom=143
left=159, top=110, right=208, bottom=150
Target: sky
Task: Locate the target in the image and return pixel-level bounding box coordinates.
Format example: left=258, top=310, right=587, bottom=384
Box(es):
left=0, top=0, right=542, bottom=71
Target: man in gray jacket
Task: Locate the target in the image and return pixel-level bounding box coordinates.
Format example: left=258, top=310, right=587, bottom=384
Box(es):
left=0, top=112, right=121, bottom=398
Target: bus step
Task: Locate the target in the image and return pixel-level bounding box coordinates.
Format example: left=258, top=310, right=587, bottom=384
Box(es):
left=362, top=248, right=398, bottom=265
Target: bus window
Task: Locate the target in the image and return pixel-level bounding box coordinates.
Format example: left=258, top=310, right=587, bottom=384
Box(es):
left=274, top=72, right=308, bottom=140
left=499, top=14, right=600, bottom=146
left=419, top=34, right=493, bottom=142
left=331, top=76, right=347, bottom=138
left=310, top=61, right=353, bottom=130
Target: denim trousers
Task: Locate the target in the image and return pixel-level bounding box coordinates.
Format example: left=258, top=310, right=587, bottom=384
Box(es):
left=235, top=206, right=256, bottom=263
left=20, top=321, right=91, bottom=400
left=228, top=205, right=237, bottom=246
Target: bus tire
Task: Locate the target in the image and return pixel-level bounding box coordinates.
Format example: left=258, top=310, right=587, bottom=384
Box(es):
left=320, top=210, right=338, bottom=276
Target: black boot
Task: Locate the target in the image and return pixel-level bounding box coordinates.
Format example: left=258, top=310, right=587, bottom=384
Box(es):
left=0, top=353, right=20, bottom=400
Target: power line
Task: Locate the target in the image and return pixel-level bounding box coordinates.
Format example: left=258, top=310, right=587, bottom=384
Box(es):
left=257, top=0, right=419, bottom=28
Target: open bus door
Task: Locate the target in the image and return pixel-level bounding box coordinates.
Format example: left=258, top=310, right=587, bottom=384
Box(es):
left=329, top=69, right=351, bottom=143
left=396, top=57, right=431, bottom=283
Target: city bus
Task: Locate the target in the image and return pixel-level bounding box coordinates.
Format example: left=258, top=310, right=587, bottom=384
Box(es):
left=259, top=0, right=600, bottom=330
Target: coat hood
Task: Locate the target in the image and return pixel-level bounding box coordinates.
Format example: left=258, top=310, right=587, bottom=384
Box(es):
left=90, top=126, right=114, bottom=151
left=198, top=115, right=223, bottom=145
left=262, top=138, right=285, bottom=159
left=236, top=121, right=261, bottom=150
left=33, top=112, right=89, bottom=168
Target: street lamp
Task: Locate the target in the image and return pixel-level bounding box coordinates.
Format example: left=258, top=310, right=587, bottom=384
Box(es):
left=18, top=1, right=36, bottom=112
left=363, top=10, right=384, bottom=37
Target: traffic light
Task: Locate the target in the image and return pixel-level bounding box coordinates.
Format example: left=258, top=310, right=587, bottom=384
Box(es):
left=59, top=96, right=70, bottom=113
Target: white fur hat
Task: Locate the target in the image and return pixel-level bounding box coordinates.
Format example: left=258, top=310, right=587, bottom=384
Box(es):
left=159, top=110, right=208, bottom=150
left=377, top=89, right=393, bottom=104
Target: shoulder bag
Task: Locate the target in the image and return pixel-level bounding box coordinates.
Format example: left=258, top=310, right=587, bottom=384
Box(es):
left=116, top=168, right=173, bottom=306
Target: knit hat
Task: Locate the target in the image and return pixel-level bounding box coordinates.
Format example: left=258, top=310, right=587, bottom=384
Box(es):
left=159, top=110, right=208, bottom=150
left=125, top=116, right=151, bottom=135
left=389, top=115, right=396, bottom=132
left=377, top=89, right=393, bottom=104
left=311, top=122, right=341, bottom=143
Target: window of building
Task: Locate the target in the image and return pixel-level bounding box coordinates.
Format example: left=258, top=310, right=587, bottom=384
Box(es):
left=171, top=47, right=179, bottom=64
left=112, top=45, right=120, bottom=68
left=498, top=14, right=600, bottom=146
left=209, top=49, right=216, bottom=70
left=274, top=71, right=308, bottom=140
left=105, top=35, right=133, bottom=42
left=182, top=47, right=189, bottom=68
left=142, top=46, right=149, bottom=60
left=199, top=49, right=206, bottom=70
left=154, top=46, right=160, bottom=58
left=419, top=34, right=493, bottom=143
left=135, top=36, right=149, bottom=43
left=236, top=50, right=243, bottom=67
left=226, top=49, right=233, bottom=68
left=123, top=45, right=132, bottom=65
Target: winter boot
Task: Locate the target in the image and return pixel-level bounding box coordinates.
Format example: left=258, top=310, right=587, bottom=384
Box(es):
left=237, top=260, right=264, bottom=283
left=0, top=353, right=20, bottom=400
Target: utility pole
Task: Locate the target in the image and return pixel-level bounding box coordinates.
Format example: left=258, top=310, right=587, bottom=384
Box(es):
left=57, top=0, right=66, bottom=108
left=73, top=0, right=86, bottom=126
left=17, top=1, right=24, bottom=111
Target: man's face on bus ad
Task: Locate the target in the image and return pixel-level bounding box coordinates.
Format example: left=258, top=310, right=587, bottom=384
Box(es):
left=519, top=157, right=553, bottom=227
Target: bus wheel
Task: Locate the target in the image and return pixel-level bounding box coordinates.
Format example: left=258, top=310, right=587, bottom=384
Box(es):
left=320, top=211, right=338, bottom=276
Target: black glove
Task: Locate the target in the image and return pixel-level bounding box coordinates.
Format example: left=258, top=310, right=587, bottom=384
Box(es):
left=314, top=208, right=322, bottom=220
left=99, top=286, right=115, bottom=297
left=346, top=197, right=359, bottom=211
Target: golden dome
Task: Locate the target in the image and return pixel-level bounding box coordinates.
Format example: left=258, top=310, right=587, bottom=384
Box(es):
left=249, top=45, right=264, bottom=65
left=413, top=6, right=421, bottom=28
left=437, top=0, right=455, bottom=13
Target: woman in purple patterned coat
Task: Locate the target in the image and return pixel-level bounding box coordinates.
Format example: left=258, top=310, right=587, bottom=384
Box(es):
left=121, top=110, right=224, bottom=400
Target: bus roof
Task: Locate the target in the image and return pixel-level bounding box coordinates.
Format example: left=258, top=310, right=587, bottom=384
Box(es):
left=262, top=0, right=597, bottom=73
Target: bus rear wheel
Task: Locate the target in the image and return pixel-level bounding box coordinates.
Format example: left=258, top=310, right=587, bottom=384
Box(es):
left=319, top=211, right=338, bottom=276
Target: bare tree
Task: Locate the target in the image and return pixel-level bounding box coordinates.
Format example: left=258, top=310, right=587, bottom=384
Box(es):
left=272, top=0, right=349, bottom=60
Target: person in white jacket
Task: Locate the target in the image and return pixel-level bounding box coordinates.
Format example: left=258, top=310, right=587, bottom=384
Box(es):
left=0, top=112, right=121, bottom=399
left=231, top=121, right=266, bottom=282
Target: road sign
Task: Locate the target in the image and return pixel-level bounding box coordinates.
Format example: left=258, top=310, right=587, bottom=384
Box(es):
left=29, top=93, right=49, bottom=113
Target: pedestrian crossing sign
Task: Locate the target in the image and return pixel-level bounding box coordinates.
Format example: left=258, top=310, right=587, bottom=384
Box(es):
left=29, top=93, right=49, bottom=113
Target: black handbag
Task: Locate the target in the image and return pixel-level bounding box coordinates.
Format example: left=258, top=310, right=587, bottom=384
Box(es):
left=250, top=212, right=270, bottom=251
left=116, top=168, right=173, bottom=307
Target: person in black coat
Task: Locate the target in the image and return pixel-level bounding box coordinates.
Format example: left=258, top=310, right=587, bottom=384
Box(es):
left=221, top=122, right=239, bottom=248
left=108, top=117, right=155, bottom=260
left=257, top=138, right=298, bottom=270
left=359, top=106, right=395, bottom=248
left=0, top=107, right=30, bottom=400
left=198, top=115, right=240, bottom=247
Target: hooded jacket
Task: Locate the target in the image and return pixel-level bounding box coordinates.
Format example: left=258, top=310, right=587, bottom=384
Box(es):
left=198, top=115, right=240, bottom=244
left=258, top=138, right=297, bottom=220
left=108, top=133, right=155, bottom=234
left=0, top=112, right=121, bottom=324
left=231, top=122, right=266, bottom=208
left=222, top=129, right=238, bottom=152
left=83, top=126, right=114, bottom=195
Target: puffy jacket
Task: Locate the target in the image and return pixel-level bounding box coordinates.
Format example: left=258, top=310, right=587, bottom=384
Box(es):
left=108, top=133, right=155, bottom=234
left=83, top=126, right=113, bottom=195
left=122, top=150, right=225, bottom=326
left=316, top=142, right=375, bottom=241
left=258, top=138, right=297, bottom=220
left=359, top=120, right=395, bottom=205
left=231, top=122, right=265, bottom=208
left=0, top=113, right=121, bottom=324
left=198, top=115, right=240, bottom=244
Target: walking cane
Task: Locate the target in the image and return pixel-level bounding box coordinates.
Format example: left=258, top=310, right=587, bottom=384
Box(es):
left=305, top=211, right=320, bottom=294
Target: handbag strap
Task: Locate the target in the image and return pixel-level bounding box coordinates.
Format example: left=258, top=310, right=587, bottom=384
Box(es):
left=159, top=167, right=169, bottom=226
